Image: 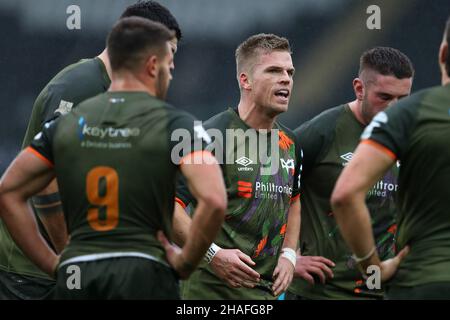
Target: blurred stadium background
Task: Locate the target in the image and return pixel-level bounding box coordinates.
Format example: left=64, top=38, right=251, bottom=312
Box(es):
left=0, top=0, right=449, bottom=173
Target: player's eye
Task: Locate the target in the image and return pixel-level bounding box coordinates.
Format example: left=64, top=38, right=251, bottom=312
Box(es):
left=378, top=94, right=393, bottom=101
left=266, top=67, right=282, bottom=73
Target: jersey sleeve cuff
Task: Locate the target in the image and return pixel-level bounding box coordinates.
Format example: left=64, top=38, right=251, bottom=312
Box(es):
left=290, top=194, right=300, bottom=204
left=25, top=146, right=54, bottom=168
left=175, top=197, right=187, bottom=209
left=361, top=139, right=397, bottom=161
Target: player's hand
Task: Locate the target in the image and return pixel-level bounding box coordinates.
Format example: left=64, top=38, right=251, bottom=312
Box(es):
left=294, top=254, right=335, bottom=285
left=272, top=256, right=295, bottom=296
left=379, top=246, right=409, bottom=282
left=210, top=249, right=260, bottom=288
left=157, top=231, right=194, bottom=279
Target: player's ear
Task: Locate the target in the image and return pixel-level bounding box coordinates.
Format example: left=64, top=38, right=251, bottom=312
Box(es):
left=439, top=39, right=448, bottom=70
left=353, top=78, right=364, bottom=101
left=239, top=72, right=251, bottom=90
left=145, top=55, right=158, bottom=78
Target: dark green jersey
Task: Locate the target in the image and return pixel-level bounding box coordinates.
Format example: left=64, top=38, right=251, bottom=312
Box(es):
left=29, top=92, right=206, bottom=268
left=22, top=58, right=110, bottom=148
left=177, top=108, right=302, bottom=299
left=363, top=84, right=450, bottom=288
left=0, top=58, right=110, bottom=280
left=289, top=104, right=397, bottom=299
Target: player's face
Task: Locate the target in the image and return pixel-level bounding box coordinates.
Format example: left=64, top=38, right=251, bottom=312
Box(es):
left=361, top=73, right=412, bottom=124
left=249, top=50, right=294, bottom=116
left=156, top=42, right=174, bottom=100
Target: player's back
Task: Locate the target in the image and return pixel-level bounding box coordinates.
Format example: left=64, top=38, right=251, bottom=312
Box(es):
left=366, top=84, right=450, bottom=289
left=50, top=91, right=183, bottom=266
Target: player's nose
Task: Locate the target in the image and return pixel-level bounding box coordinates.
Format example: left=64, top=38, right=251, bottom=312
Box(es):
left=279, top=71, right=291, bottom=84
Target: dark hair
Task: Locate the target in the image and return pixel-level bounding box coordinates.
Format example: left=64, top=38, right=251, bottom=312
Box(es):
left=107, top=17, right=174, bottom=72
left=120, top=1, right=181, bottom=40
left=235, top=33, right=291, bottom=74
left=445, top=15, right=450, bottom=77
left=359, top=47, right=414, bottom=79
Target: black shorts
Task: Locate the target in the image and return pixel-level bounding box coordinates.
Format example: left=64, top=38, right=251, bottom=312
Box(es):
left=386, top=282, right=450, bottom=300
left=52, top=257, right=180, bottom=300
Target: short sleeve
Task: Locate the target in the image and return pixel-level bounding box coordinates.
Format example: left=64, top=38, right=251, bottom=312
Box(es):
left=28, top=119, right=59, bottom=166
left=168, top=112, right=213, bottom=166
left=170, top=112, right=214, bottom=208
left=175, top=174, right=196, bottom=209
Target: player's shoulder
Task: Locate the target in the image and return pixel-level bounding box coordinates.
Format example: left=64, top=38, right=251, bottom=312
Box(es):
left=384, top=85, right=441, bottom=121
left=413, top=84, right=445, bottom=100
left=276, top=121, right=296, bottom=141
left=295, top=104, right=345, bottom=136
left=42, top=58, right=107, bottom=101
left=163, top=104, right=203, bottom=135
left=165, top=103, right=196, bottom=121
left=52, top=58, right=103, bottom=83
left=404, top=84, right=448, bottom=109
left=202, top=108, right=234, bottom=130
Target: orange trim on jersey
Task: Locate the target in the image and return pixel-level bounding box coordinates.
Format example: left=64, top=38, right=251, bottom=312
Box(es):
left=278, top=130, right=294, bottom=151
left=25, top=146, right=54, bottom=168
left=175, top=197, right=187, bottom=209
left=290, top=194, right=300, bottom=203
left=237, top=192, right=252, bottom=199
left=179, top=150, right=215, bottom=166
left=361, top=139, right=397, bottom=161
left=280, top=223, right=287, bottom=236
left=237, top=181, right=252, bottom=187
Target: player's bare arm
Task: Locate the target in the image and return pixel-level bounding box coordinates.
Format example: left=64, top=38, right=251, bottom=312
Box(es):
left=172, top=200, right=261, bottom=288
left=32, top=179, right=68, bottom=253
left=0, top=149, right=59, bottom=277
left=161, top=152, right=226, bottom=279
left=331, top=142, right=409, bottom=281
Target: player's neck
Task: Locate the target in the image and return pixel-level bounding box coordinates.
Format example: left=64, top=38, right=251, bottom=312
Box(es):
left=237, top=101, right=276, bottom=130
left=97, top=49, right=112, bottom=81
left=442, top=73, right=450, bottom=86
left=348, top=99, right=368, bottom=126
left=109, top=73, right=157, bottom=97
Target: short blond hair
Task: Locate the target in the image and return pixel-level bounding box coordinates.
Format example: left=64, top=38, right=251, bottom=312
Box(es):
left=235, top=33, right=291, bottom=76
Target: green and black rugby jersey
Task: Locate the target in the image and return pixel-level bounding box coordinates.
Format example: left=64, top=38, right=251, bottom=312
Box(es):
left=22, top=57, right=111, bottom=148
left=28, top=91, right=208, bottom=269
left=177, top=108, right=302, bottom=299
left=363, top=84, right=450, bottom=288
left=289, top=104, right=398, bottom=299
left=0, top=58, right=110, bottom=280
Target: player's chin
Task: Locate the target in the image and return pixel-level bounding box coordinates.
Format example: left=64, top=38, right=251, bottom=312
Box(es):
left=270, top=103, right=289, bottom=114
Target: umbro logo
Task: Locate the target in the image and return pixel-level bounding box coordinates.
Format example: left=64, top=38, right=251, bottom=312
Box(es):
left=236, top=156, right=254, bottom=172
left=236, top=156, right=253, bottom=166
left=340, top=152, right=353, bottom=162
left=340, top=152, right=353, bottom=166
